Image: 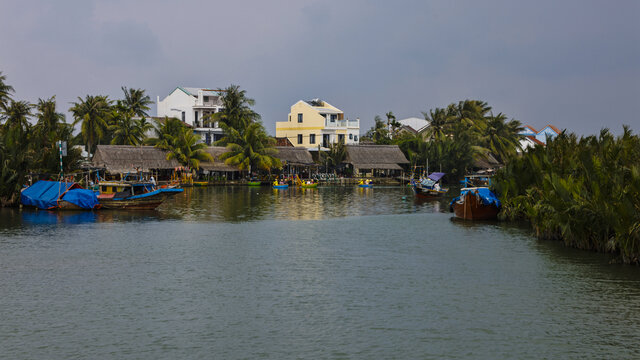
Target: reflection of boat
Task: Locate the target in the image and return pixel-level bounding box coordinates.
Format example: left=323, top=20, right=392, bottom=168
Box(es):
left=450, top=187, right=500, bottom=220
left=358, top=179, right=373, bottom=188
left=21, top=180, right=100, bottom=210
left=97, top=181, right=183, bottom=210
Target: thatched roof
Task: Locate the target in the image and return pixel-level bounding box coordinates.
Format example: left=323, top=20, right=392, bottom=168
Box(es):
left=275, top=147, right=314, bottom=165
left=345, top=145, right=409, bottom=170
left=200, top=147, right=241, bottom=172
left=92, top=145, right=180, bottom=173
left=473, top=153, right=501, bottom=170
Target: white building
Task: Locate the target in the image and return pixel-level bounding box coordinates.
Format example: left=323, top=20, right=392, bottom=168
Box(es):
left=157, top=87, right=225, bottom=145
left=397, top=117, right=430, bottom=134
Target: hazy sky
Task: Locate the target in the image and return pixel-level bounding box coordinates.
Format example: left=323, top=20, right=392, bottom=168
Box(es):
left=1, top=0, right=639, bottom=135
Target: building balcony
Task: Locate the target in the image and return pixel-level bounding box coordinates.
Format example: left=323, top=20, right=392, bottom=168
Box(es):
left=324, top=118, right=359, bottom=128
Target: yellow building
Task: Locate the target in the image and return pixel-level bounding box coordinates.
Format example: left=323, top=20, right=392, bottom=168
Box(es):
left=275, top=99, right=360, bottom=149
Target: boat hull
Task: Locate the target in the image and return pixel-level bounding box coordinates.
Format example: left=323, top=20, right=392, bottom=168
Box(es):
left=273, top=185, right=289, bottom=189
left=300, top=183, right=318, bottom=189
left=452, top=191, right=499, bottom=220
left=413, top=186, right=448, bottom=198
left=358, top=184, right=373, bottom=188
left=247, top=182, right=262, bottom=186
left=99, top=189, right=182, bottom=210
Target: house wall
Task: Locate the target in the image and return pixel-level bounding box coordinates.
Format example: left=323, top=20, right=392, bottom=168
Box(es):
left=275, top=100, right=359, bottom=148
left=535, top=127, right=558, bottom=144
left=157, top=88, right=196, bottom=126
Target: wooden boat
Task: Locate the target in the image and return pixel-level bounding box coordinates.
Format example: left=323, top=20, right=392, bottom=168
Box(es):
left=272, top=180, right=289, bottom=189
left=450, top=187, right=500, bottom=220
left=413, top=172, right=448, bottom=198
left=193, top=181, right=209, bottom=187
left=300, top=182, right=318, bottom=189
left=247, top=181, right=262, bottom=186
left=97, top=181, right=183, bottom=210
left=358, top=179, right=373, bottom=188
left=21, top=180, right=100, bottom=210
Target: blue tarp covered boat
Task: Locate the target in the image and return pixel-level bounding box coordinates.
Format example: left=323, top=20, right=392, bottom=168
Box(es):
left=21, top=181, right=100, bottom=210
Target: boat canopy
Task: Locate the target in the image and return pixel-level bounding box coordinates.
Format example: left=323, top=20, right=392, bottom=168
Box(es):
left=21, top=180, right=100, bottom=210
left=458, top=187, right=501, bottom=207
left=428, top=172, right=446, bottom=181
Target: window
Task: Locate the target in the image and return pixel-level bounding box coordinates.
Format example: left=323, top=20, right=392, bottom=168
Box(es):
left=338, top=134, right=345, bottom=143
left=330, top=114, right=337, bottom=122
left=289, top=115, right=291, bottom=122
left=349, top=134, right=353, bottom=140
left=298, top=113, right=303, bottom=123
left=297, top=134, right=303, bottom=144
left=354, top=135, right=358, bottom=141
left=181, top=111, right=185, bottom=122
left=195, top=111, right=198, bottom=124
left=203, top=96, right=209, bottom=102
left=309, top=134, right=316, bottom=144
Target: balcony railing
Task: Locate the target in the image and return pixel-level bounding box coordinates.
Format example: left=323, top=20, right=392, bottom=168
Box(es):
left=325, top=119, right=359, bottom=128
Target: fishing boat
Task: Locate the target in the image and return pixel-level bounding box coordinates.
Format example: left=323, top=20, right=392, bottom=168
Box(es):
left=358, top=179, right=373, bottom=188
left=413, top=172, right=448, bottom=198
left=21, top=180, right=100, bottom=210
left=97, top=181, right=183, bottom=210
left=247, top=181, right=261, bottom=186
left=450, top=187, right=500, bottom=220
left=193, top=181, right=209, bottom=187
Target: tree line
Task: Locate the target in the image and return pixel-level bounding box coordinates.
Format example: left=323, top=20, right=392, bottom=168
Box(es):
left=362, top=100, right=525, bottom=181
left=0, top=71, right=281, bottom=206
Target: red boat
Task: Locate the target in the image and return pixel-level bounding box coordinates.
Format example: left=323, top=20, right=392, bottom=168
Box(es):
left=450, top=187, right=500, bottom=220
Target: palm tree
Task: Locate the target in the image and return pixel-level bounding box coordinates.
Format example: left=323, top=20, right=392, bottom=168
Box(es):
left=0, top=71, right=14, bottom=108
left=209, top=85, right=260, bottom=134
left=121, top=87, right=153, bottom=118
left=363, top=115, right=391, bottom=144
left=166, top=128, right=213, bottom=170
left=146, top=116, right=186, bottom=149
left=69, top=95, right=112, bottom=154
left=109, top=110, right=146, bottom=145
left=33, top=96, right=65, bottom=141
left=422, top=107, right=452, bottom=140
left=219, top=122, right=281, bottom=173
left=481, top=114, right=524, bottom=163
left=1, top=100, right=32, bottom=145
left=321, top=139, right=347, bottom=175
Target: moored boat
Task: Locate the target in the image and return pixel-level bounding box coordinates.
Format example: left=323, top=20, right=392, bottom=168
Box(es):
left=450, top=187, right=500, bottom=220
left=413, top=172, right=448, bottom=198
left=97, top=181, right=183, bottom=210
left=247, top=181, right=262, bottom=186
left=272, top=179, right=289, bottom=189
left=300, top=182, right=318, bottom=189
left=21, top=180, right=100, bottom=210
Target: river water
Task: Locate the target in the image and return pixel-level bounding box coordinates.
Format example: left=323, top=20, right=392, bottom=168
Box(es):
left=1, top=186, right=639, bottom=359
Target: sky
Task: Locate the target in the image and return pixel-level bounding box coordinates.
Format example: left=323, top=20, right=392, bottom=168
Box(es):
left=1, top=0, right=639, bottom=136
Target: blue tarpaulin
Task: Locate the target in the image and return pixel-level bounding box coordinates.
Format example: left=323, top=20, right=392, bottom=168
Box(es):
left=21, top=181, right=99, bottom=210
left=450, top=187, right=501, bottom=208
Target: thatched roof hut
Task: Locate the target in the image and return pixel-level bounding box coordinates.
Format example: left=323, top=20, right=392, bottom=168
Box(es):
left=345, top=145, right=409, bottom=170
left=200, top=147, right=241, bottom=172
left=92, top=145, right=180, bottom=173
left=274, top=147, right=314, bottom=165
left=473, top=153, right=501, bottom=170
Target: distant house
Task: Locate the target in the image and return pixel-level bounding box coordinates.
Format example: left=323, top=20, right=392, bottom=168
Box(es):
left=397, top=117, right=430, bottom=136
left=275, top=99, right=360, bottom=149
left=518, top=136, right=545, bottom=153
left=157, top=87, right=225, bottom=145
left=519, top=124, right=561, bottom=145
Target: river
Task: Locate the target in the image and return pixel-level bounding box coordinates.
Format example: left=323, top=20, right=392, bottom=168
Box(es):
left=1, top=186, right=639, bottom=359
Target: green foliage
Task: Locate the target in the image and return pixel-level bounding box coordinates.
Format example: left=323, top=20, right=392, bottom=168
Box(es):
left=165, top=129, right=213, bottom=169
left=210, top=85, right=260, bottom=131
left=70, top=95, right=112, bottom=154
left=0, top=71, right=15, bottom=108
left=218, top=122, right=281, bottom=172
left=363, top=115, right=392, bottom=144
left=493, top=127, right=640, bottom=263
left=321, top=140, right=347, bottom=174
